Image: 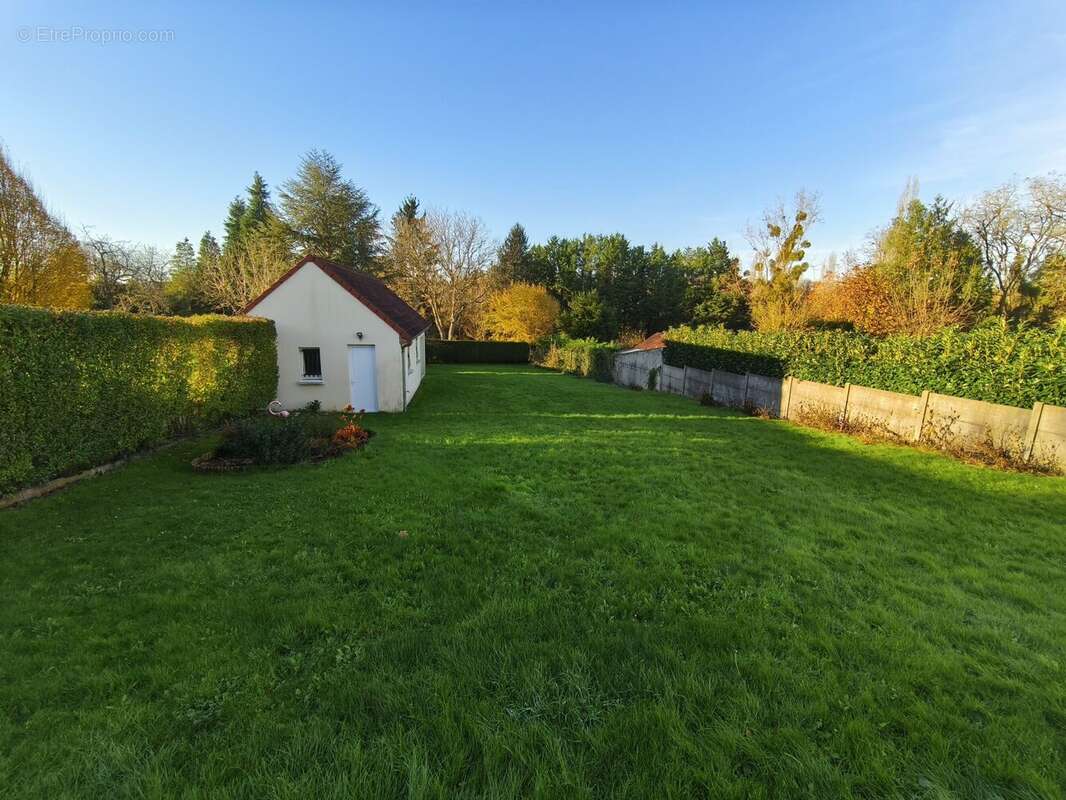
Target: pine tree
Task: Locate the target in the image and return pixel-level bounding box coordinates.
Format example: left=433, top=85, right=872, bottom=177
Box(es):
left=171, top=237, right=196, bottom=273
left=240, top=172, right=272, bottom=238
left=165, top=237, right=202, bottom=314
left=197, top=231, right=221, bottom=273
left=222, top=197, right=247, bottom=257
left=395, top=195, right=421, bottom=224
left=496, top=223, right=530, bottom=285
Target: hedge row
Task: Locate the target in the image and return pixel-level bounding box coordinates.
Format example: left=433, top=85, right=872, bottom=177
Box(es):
left=664, top=323, right=1066, bottom=409
left=0, top=305, right=277, bottom=494
left=533, top=337, right=617, bottom=382
left=427, top=339, right=530, bottom=363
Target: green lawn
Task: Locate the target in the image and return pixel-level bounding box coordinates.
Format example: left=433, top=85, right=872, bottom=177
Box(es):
left=2, top=365, right=1065, bottom=799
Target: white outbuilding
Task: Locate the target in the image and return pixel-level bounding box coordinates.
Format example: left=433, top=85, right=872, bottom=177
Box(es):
left=243, top=255, right=431, bottom=412
left=613, top=332, right=666, bottom=389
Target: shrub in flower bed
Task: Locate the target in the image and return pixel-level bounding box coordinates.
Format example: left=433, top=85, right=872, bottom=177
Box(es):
left=193, top=406, right=372, bottom=471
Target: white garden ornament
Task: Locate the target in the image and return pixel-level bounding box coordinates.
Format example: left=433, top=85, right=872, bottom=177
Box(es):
left=267, top=400, right=289, bottom=418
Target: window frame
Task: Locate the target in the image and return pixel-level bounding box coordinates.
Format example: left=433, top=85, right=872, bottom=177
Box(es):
left=298, top=347, right=324, bottom=384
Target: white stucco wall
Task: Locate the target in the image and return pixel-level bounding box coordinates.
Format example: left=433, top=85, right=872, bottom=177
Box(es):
left=613, top=347, right=664, bottom=388
left=246, top=262, right=416, bottom=412
left=403, top=332, right=427, bottom=407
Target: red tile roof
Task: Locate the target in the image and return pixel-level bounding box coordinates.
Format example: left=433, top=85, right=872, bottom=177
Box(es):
left=632, top=331, right=665, bottom=351
left=243, top=255, right=431, bottom=345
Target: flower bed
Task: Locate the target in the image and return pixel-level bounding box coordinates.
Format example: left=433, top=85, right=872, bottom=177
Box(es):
left=192, top=406, right=372, bottom=472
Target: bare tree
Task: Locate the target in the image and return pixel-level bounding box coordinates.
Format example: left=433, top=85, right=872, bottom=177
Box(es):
left=390, top=210, right=495, bottom=339
left=199, top=231, right=291, bottom=313
left=81, top=232, right=170, bottom=312
left=964, top=174, right=1066, bottom=319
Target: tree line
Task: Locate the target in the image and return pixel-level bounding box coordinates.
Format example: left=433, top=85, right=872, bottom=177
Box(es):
left=1, top=143, right=1063, bottom=342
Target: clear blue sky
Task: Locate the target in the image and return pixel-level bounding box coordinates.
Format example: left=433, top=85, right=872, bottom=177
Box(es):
left=3, top=1, right=1065, bottom=272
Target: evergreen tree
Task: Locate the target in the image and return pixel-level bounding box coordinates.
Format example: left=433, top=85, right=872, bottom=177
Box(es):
left=395, top=195, right=421, bottom=224
left=679, top=238, right=734, bottom=316
left=240, top=172, right=272, bottom=238
left=496, top=223, right=531, bottom=285
left=171, top=237, right=196, bottom=273
left=279, top=149, right=382, bottom=272
left=559, top=290, right=612, bottom=340
left=197, top=231, right=221, bottom=272
left=165, top=237, right=202, bottom=314
left=222, top=197, right=247, bottom=257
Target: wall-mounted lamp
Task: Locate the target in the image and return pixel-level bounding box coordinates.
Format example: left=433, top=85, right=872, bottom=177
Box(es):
left=356, top=331, right=364, bottom=340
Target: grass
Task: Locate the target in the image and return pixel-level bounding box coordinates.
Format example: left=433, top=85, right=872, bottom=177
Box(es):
left=2, top=364, right=1065, bottom=799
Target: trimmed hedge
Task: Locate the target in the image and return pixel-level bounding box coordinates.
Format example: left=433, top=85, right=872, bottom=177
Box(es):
left=427, top=339, right=531, bottom=363
left=664, top=323, right=1066, bottom=409
left=533, top=337, right=617, bottom=382
left=0, top=305, right=277, bottom=494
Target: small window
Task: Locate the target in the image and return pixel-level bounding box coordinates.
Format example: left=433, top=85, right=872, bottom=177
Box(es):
left=415, top=337, right=421, bottom=362
left=300, top=347, right=322, bottom=382
left=406, top=346, right=413, bottom=374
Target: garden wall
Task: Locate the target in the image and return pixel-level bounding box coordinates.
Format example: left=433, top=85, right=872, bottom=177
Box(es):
left=624, top=360, right=1066, bottom=470
left=0, top=305, right=277, bottom=495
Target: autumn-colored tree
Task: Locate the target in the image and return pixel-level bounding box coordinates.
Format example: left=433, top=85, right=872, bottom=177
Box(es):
left=806, top=267, right=894, bottom=333
left=0, top=147, right=91, bottom=309
left=484, top=282, right=560, bottom=342
left=748, top=191, right=819, bottom=331
left=806, top=193, right=993, bottom=335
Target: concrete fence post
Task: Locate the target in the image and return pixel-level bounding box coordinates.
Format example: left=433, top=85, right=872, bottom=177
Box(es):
left=708, top=368, right=717, bottom=404
left=682, top=365, right=689, bottom=397
left=742, top=373, right=751, bottom=408
left=782, top=376, right=794, bottom=420
left=913, top=390, right=931, bottom=443
left=1024, top=402, right=1046, bottom=463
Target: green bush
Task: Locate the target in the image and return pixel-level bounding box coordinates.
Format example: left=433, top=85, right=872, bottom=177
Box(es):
left=532, top=336, right=617, bottom=382
left=0, top=305, right=277, bottom=494
left=427, top=339, right=530, bottom=363
left=215, top=416, right=311, bottom=465
left=664, top=322, right=1066, bottom=409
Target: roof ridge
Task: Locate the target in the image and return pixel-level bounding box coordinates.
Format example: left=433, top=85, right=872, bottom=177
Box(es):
left=242, top=255, right=431, bottom=344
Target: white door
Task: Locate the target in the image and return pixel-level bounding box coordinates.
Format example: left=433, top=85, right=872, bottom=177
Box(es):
left=347, top=345, right=378, bottom=412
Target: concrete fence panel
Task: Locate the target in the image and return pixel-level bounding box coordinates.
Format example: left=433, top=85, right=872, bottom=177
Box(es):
left=746, top=374, right=784, bottom=416
left=846, top=385, right=923, bottom=440
left=628, top=358, right=1064, bottom=470
left=788, top=379, right=848, bottom=420
left=684, top=366, right=713, bottom=400
left=711, top=370, right=746, bottom=407
left=661, top=364, right=685, bottom=395
left=1028, top=404, right=1066, bottom=468
left=924, top=393, right=1032, bottom=447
